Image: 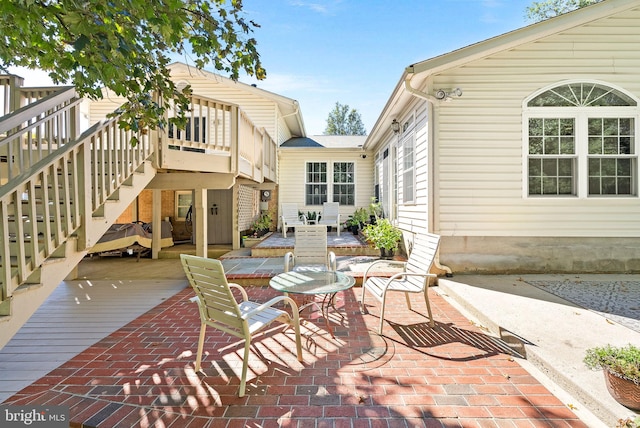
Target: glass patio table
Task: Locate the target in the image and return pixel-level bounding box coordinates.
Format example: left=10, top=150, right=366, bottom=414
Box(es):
left=269, top=270, right=355, bottom=337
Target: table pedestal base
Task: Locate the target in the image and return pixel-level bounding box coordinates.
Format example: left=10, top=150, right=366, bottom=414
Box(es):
left=291, top=293, right=344, bottom=338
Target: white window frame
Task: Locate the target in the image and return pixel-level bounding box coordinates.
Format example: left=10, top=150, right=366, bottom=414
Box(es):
left=305, top=161, right=328, bottom=206
left=175, top=191, right=193, bottom=220
left=523, top=81, right=640, bottom=199
left=332, top=161, right=355, bottom=206
left=400, top=133, right=416, bottom=204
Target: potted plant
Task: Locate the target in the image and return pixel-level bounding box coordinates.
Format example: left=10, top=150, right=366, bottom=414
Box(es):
left=584, top=343, right=640, bottom=411
left=353, top=207, right=369, bottom=227
left=367, top=197, right=383, bottom=224
left=345, top=216, right=360, bottom=234
left=306, top=211, right=318, bottom=223
left=250, top=212, right=273, bottom=237
left=362, top=218, right=402, bottom=259
left=345, top=207, right=369, bottom=234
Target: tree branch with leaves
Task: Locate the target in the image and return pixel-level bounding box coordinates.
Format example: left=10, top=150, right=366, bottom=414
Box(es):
left=525, top=0, right=603, bottom=22
left=324, top=102, right=367, bottom=136
left=0, top=0, right=266, bottom=135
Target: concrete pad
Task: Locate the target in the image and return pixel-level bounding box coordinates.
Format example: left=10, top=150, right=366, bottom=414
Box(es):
left=436, top=274, right=640, bottom=427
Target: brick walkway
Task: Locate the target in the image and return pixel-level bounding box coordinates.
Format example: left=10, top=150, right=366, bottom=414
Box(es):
left=4, top=285, right=587, bottom=427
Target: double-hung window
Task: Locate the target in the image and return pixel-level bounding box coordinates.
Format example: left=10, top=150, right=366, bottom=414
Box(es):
left=401, top=134, right=415, bottom=203
left=306, top=162, right=327, bottom=205
left=305, top=161, right=356, bottom=206
left=525, top=82, right=638, bottom=197
left=333, top=162, right=355, bottom=205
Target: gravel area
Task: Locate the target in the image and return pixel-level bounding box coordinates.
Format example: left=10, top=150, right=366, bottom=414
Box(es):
left=526, top=279, right=640, bottom=334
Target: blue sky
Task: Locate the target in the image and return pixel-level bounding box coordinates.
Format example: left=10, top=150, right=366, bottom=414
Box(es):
left=10, top=0, right=535, bottom=135
left=237, top=0, right=535, bottom=135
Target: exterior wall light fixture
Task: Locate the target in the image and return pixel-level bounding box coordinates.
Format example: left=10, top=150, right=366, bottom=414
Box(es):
left=391, top=119, right=401, bottom=134
left=435, top=87, right=463, bottom=101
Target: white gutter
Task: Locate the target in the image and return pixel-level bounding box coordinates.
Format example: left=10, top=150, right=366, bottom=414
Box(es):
left=403, top=72, right=438, bottom=104
left=279, top=99, right=305, bottom=137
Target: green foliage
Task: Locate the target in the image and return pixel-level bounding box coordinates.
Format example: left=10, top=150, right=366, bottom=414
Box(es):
left=345, top=216, right=359, bottom=228
left=525, top=0, right=603, bottom=22
left=306, top=211, right=317, bottom=221
left=362, top=218, right=402, bottom=251
left=324, top=102, right=367, bottom=136
left=345, top=208, right=368, bottom=227
left=250, top=212, right=272, bottom=233
left=584, top=344, right=640, bottom=385
left=0, top=0, right=266, bottom=133
left=352, top=207, right=369, bottom=225
left=368, top=197, right=383, bottom=219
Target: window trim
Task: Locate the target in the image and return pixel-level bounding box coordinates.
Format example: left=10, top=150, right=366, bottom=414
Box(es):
left=522, top=80, right=640, bottom=199
left=332, top=161, right=356, bottom=206
left=400, top=133, right=416, bottom=204
left=305, top=161, right=328, bottom=206
left=175, top=191, right=193, bottom=220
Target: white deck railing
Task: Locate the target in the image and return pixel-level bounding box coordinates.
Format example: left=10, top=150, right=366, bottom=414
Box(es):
left=162, top=94, right=277, bottom=181
left=0, top=87, right=81, bottom=185
left=0, top=75, right=277, bottom=320
left=0, top=86, right=151, bottom=316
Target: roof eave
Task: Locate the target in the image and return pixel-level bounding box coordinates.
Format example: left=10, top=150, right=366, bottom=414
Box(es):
left=168, top=62, right=306, bottom=137
left=365, top=0, right=640, bottom=149
left=408, top=0, right=640, bottom=76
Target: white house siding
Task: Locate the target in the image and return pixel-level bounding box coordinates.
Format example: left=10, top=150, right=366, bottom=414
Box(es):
left=430, top=8, right=640, bottom=272
left=277, top=149, right=374, bottom=230
left=169, top=67, right=279, bottom=138
left=85, top=64, right=295, bottom=251
left=396, top=105, right=431, bottom=236
left=87, top=95, right=123, bottom=126
left=88, top=66, right=281, bottom=140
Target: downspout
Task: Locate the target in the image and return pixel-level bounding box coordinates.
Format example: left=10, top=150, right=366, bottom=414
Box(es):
left=404, top=70, right=453, bottom=277
left=403, top=71, right=439, bottom=104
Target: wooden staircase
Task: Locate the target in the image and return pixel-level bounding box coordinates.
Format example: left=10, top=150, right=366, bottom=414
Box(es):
left=0, top=79, right=156, bottom=349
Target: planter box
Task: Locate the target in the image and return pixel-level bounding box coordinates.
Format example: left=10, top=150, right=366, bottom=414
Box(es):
left=242, top=232, right=273, bottom=248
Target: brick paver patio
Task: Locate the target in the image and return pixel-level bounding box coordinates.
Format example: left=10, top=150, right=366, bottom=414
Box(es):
left=4, top=284, right=587, bottom=427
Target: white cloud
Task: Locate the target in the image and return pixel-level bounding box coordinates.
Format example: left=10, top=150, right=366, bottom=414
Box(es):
left=287, top=0, right=343, bottom=15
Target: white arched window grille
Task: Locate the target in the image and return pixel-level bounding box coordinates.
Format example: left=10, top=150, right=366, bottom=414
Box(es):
left=523, top=81, right=639, bottom=197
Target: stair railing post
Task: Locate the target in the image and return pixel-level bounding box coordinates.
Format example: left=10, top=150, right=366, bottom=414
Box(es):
left=9, top=75, right=24, bottom=113
left=150, top=90, right=164, bottom=170
left=75, top=137, right=92, bottom=251
left=231, top=105, right=239, bottom=175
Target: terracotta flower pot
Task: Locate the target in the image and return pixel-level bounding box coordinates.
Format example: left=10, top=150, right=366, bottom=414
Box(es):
left=604, top=368, right=640, bottom=411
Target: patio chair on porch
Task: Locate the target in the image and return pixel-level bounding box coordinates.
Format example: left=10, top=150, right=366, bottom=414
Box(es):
left=317, top=202, right=341, bottom=236
left=284, top=225, right=337, bottom=272
left=180, top=254, right=303, bottom=397
left=280, top=203, right=306, bottom=238
left=360, top=233, right=441, bottom=334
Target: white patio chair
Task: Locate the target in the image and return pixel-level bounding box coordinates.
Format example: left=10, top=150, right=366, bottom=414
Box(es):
left=180, top=254, right=303, bottom=397
left=317, top=202, right=341, bottom=236
left=284, top=225, right=337, bottom=272
left=280, top=203, right=307, bottom=238
left=360, top=233, right=441, bottom=334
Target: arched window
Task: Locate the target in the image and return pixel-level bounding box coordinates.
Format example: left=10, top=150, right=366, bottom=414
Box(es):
left=524, top=82, right=638, bottom=197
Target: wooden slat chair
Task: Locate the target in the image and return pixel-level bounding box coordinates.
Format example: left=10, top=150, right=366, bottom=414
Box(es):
left=280, top=203, right=306, bottom=238
left=361, top=233, right=441, bottom=334
left=284, top=225, right=337, bottom=272
left=318, top=202, right=341, bottom=236
left=180, top=254, right=303, bottom=397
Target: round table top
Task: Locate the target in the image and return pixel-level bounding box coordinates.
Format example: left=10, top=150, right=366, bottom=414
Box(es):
left=269, top=270, right=355, bottom=295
